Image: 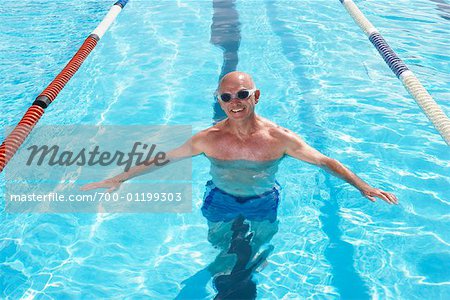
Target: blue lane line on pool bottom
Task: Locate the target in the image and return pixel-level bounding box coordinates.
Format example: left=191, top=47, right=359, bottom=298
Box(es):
left=265, top=1, right=371, bottom=298
left=210, top=0, right=242, bottom=122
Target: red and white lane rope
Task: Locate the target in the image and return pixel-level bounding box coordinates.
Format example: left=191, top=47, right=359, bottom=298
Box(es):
left=0, top=0, right=129, bottom=173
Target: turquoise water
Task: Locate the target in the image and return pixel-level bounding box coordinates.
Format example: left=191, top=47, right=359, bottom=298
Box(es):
left=1, top=0, right=449, bottom=299
left=208, top=156, right=282, bottom=196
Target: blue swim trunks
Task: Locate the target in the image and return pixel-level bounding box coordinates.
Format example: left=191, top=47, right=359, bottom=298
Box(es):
left=201, top=180, right=281, bottom=223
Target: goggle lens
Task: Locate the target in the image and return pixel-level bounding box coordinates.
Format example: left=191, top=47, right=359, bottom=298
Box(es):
left=220, top=93, right=232, bottom=102
left=219, top=89, right=253, bottom=102
left=237, top=90, right=250, bottom=99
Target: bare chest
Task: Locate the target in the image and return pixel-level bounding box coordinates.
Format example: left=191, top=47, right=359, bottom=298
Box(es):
left=205, top=134, right=285, bottom=161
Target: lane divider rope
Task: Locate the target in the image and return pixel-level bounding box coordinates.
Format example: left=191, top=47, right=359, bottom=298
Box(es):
left=339, top=0, right=450, bottom=146
left=0, top=0, right=129, bottom=173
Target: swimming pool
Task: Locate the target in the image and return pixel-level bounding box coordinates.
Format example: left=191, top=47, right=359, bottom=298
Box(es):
left=1, top=0, right=449, bottom=298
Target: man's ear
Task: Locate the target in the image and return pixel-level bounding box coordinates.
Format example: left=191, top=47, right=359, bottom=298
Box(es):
left=254, top=89, right=260, bottom=103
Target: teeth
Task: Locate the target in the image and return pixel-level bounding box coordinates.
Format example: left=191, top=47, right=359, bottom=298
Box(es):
left=231, top=108, right=244, bottom=113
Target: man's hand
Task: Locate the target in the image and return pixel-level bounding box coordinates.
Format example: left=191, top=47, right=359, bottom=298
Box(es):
left=80, top=178, right=122, bottom=193
left=360, top=187, right=398, bottom=205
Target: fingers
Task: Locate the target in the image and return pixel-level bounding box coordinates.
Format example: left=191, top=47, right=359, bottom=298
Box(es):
left=364, top=188, right=399, bottom=205
left=366, top=195, right=376, bottom=202
left=382, top=191, right=398, bottom=205
left=79, top=180, right=120, bottom=192
left=80, top=182, right=104, bottom=191
left=106, top=184, right=119, bottom=193
left=374, top=190, right=398, bottom=205
left=376, top=191, right=391, bottom=204
left=79, top=183, right=96, bottom=191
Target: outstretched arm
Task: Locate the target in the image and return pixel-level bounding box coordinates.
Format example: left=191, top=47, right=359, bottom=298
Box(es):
left=80, top=132, right=204, bottom=192
left=284, top=131, right=398, bottom=205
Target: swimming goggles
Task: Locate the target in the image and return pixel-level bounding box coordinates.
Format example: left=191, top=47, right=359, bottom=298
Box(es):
left=216, top=88, right=256, bottom=102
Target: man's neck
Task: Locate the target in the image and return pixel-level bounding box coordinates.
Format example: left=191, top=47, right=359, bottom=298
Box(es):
left=226, top=114, right=260, bottom=138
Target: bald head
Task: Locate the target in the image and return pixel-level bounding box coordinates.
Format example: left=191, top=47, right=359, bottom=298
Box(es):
left=218, top=71, right=255, bottom=92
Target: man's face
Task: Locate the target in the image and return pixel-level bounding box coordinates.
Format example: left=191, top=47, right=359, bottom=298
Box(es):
left=217, top=76, right=260, bottom=120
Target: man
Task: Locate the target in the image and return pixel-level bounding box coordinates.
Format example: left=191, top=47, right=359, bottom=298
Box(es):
left=82, top=71, right=398, bottom=297
left=81, top=71, right=398, bottom=206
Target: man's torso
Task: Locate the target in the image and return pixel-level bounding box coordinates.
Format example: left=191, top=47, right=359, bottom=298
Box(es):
left=199, top=117, right=289, bottom=162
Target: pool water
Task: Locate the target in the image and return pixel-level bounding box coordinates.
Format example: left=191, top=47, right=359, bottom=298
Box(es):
left=1, top=0, right=449, bottom=299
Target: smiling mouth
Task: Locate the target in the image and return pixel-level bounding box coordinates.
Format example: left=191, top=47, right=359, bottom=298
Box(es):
left=230, top=107, right=245, bottom=113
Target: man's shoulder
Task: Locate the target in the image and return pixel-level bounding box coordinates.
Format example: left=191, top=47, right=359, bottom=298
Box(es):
left=260, top=118, right=297, bottom=139
left=192, top=122, right=224, bottom=142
